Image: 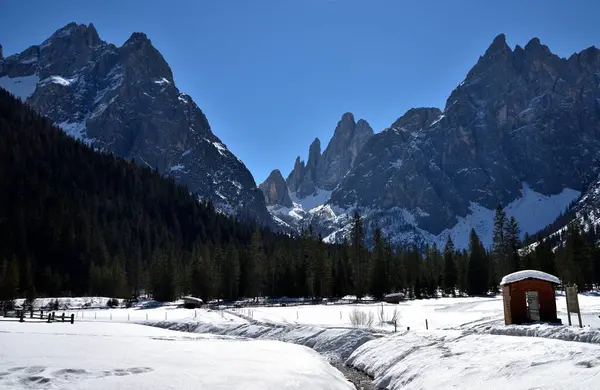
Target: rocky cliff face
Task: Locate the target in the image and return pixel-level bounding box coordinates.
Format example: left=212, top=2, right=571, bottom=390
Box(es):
left=0, top=23, right=271, bottom=224
left=317, top=113, right=374, bottom=191
left=267, top=35, right=600, bottom=248
left=259, top=169, right=293, bottom=208
left=328, top=34, right=599, bottom=246
left=285, top=113, right=374, bottom=198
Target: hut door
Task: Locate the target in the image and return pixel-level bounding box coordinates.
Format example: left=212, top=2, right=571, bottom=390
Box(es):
left=526, top=291, right=540, bottom=321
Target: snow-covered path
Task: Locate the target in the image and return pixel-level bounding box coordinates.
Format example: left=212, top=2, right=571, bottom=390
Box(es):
left=0, top=320, right=354, bottom=390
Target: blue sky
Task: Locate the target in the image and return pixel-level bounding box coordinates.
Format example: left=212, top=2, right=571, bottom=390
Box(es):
left=1, top=0, right=598, bottom=183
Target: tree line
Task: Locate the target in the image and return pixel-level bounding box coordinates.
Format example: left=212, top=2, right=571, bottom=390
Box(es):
left=1, top=87, right=600, bottom=308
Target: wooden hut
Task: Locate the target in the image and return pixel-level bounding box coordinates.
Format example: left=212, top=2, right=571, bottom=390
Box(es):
left=500, top=270, right=560, bottom=325
left=384, top=292, right=406, bottom=304
left=182, top=296, right=203, bottom=309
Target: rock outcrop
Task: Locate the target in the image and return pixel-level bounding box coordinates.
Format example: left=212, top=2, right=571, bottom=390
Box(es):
left=259, top=169, right=293, bottom=208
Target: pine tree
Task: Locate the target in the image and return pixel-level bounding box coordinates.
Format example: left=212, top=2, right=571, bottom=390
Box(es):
left=221, top=245, right=240, bottom=301
left=5, top=257, right=20, bottom=302
left=467, top=229, right=488, bottom=296
left=491, top=205, right=507, bottom=283
left=350, top=211, right=367, bottom=299
left=246, top=229, right=265, bottom=299
left=506, top=216, right=521, bottom=273
left=369, top=228, right=390, bottom=299
left=443, top=236, right=457, bottom=296
left=563, top=222, right=592, bottom=289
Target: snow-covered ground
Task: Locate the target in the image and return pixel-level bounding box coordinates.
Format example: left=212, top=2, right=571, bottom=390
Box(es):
left=7, top=293, right=600, bottom=389
left=347, top=329, right=600, bottom=390
left=0, top=320, right=353, bottom=390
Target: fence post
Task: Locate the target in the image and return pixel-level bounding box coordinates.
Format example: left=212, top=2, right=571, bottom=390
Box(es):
left=407, top=326, right=410, bottom=331
left=30, top=308, right=33, bottom=318
left=47, top=313, right=51, bottom=323
left=426, top=319, right=428, bottom=330
left=70, top=314, right=74, bottom=324
left=40, top=310, right=43, bottom=319
left=61, top=313, right=65, bottom=322
left=394, top=320, right=397, bottom=333
left=52, top=312, right=56, bottom=320
left=19, top=310, right=24, bottom=323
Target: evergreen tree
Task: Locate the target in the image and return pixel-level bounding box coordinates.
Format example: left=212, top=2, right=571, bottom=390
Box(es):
left=506, top=216, right=521, bottom=273
left=467, top=229, right=488, bottom=295
left=245, top=229, right=265, bottom=299
left=368, top=228, right=390, bottom=299
left=221, top=245, right=240, bottom=301
left=491, top=205, right=507, bottom=283
left=350, top=211, right=368, bottom=299
left=443, top=236, right=457, bottom=296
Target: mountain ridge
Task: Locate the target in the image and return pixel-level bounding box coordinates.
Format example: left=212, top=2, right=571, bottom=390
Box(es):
left=0, top=22, right=272, bottom=225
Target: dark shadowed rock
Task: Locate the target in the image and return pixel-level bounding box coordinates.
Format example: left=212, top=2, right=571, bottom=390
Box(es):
left=259, top=169, right=293, bottom=208
left=317, top=113, right=374, bottom=190
left=0, top=23, right=271, bottom=225
left=286, top=156, right=306, bottom=194
left=285, top=112, right=374, bottom=199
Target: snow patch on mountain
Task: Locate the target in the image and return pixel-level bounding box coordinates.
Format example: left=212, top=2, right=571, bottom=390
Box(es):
left=430, top=184, right=579, bottom=248
left=0, top=75, right=40, bottom=100
left=41, top=75, right=78, bottom=87
left=57, top=120, right=95, bottom=146
left=319, top=183, right=579, bottom=249
left=290, top=189, right=332, bottom=212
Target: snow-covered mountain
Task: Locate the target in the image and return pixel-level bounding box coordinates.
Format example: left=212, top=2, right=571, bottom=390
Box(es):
left=0, top=23, right=271, bottom=224
left=263, top=34, right=600, bottom=248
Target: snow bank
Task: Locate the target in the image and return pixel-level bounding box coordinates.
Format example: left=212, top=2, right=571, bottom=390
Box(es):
left=473, top=322, right=600, bottom=345
left=147, top=313, right=377, bottom=360
left=347, top=329, right=600, bottom=389
left=0, top=321, right=354, bottom=390
left=500, top=269, right=560, bottom=286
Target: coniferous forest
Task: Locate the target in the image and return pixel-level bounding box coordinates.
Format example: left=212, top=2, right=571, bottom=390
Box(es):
left=0, top=88, right=599, bottom=307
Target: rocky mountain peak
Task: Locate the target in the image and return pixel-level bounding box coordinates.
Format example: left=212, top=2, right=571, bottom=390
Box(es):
left=316, top=112, right=374, bottom=190
left=286, top=156, right=306, bottom=193
left=340, top=112, right=355, bottom=122
left=308, top=138, right=321, bottom=163
left=125, top=32, right=151, bottom=46
left=259, top=169, right=293, bottom=208
left=0, top=22, right=272, bottom=226
left=47, top=22, right=102, bottom=48
left=486, top=33, right=510, bottom=55
left=390, top=107, right=443, bottom=132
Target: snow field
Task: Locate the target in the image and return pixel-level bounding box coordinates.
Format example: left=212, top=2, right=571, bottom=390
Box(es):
left=0, top=320, right=354, bottom=390
left=346, top=329, right=600, bottom=390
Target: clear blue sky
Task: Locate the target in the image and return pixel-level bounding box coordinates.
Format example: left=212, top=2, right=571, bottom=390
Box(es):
left=1, top=0, right=598, bottom=183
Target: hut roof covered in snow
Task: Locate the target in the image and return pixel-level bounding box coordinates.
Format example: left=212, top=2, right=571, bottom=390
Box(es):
left=500, top=270, right=560, bottom=286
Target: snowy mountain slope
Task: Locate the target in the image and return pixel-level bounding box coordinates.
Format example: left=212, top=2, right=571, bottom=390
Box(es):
left=0, top=23, right=271, bottom=224
left=521, top=176, right=600, bottom=254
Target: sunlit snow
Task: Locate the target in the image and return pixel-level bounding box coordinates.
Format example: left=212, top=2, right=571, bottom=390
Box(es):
left=290, top=188, right=332, bottom=212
